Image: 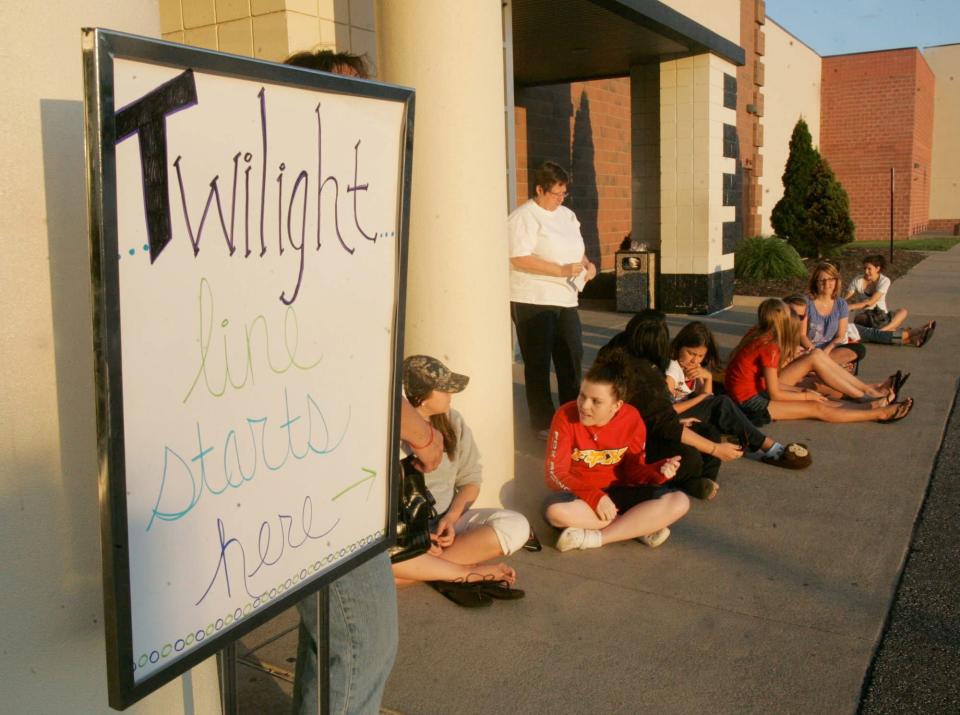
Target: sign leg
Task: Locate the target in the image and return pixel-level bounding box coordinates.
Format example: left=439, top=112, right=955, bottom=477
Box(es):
left=217, top=643, right=238, bottom=715
left=316, top=585, right=330, bottom=715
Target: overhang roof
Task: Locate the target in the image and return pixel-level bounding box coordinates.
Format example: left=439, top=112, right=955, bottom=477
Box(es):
left=511, top=0, right=746, bottom=86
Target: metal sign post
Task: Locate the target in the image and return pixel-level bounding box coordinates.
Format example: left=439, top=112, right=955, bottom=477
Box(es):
left=890, top=166, right=895, bottom=263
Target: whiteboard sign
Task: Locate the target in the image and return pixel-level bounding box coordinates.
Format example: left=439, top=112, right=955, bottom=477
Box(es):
left=82, top=29, right=413, bottom=709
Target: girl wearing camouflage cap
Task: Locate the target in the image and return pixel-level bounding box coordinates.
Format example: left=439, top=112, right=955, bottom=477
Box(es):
left=394, top=355, right=530, bottom=606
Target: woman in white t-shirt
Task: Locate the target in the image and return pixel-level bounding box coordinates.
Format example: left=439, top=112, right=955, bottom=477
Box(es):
left=845, top=254, right=935, bottom=347
left=509, top=161, right=597, bottom=438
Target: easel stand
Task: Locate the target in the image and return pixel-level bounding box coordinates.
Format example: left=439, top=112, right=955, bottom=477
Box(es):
left=219, top=586, right=330, bottom=715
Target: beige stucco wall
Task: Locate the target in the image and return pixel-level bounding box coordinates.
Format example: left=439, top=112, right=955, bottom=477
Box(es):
left=0, top=1, right=221, bottom=713
left=925, top=43, right=960, bottom=220
left=758, top=18, right=822, bottom=235
left=661, top=0, right=739, bottom=46
left=160, top=0, right=377, bottom=69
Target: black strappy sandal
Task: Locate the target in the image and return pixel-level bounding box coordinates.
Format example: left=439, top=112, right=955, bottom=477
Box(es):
left=894, top=371, right=910, bottom=394
left=427, top=580, right=493, bottom=608
left=465, top=577, right=525, bottom=600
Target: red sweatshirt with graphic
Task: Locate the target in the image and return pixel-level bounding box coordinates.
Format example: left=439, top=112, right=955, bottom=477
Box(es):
left=544, top=401, right=670, bottom=510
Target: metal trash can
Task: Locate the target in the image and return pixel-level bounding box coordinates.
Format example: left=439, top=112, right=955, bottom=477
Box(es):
left=615, top=250, right=656, bottom=313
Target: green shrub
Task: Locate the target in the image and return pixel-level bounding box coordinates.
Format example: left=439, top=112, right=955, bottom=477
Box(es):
left=735, top=236, right=807, bottom=281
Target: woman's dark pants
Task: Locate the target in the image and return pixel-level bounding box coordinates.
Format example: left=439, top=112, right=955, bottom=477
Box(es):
left=646, top=432, right=721, bottom=498
left=511, top=301, right=583, bottom=431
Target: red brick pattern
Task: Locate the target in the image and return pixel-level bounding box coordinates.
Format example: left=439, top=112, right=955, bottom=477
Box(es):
left=926, top=218, right=960, bottom=234
left=738, top=0, right=763, bottom=238
left=820, top=49, right=935, bottom=241
left=514, top=78, right=632, bottom=270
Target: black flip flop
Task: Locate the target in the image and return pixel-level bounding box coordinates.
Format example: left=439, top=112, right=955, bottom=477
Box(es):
left=918, top=321, right=936, bottom=347
left=427, top=580, right=493, bottom=608
left=894, top=371, right=910, bottom=394
left=522, top=529, right=543, bottom=552
left=881, top=371, right=901, bottom=403
left=879, top=397, right=914, bottom=424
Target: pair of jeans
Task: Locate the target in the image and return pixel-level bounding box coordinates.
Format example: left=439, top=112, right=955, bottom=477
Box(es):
left=511, top=301, right=583, bottom=430
left=681, top=394, right=768, bottom=452
left=294, top=551, right=398, bottom=715
left=856, top=324, right=901, bottom=344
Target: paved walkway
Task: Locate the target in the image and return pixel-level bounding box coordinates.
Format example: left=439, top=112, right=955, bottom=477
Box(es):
left=235, top=245, right=960, bottom=714
left=382, top=244, right=960, bottom=715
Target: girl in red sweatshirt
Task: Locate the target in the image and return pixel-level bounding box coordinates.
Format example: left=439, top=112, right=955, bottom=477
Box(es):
left=544, top=350, right=689, bottom=551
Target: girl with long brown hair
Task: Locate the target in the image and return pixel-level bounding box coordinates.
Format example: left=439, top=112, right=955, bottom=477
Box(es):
left=395, top=355, right=530, bottom=606
left=801, top=261, right=865, bottom=369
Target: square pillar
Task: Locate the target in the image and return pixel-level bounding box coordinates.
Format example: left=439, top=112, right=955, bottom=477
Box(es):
left=657, top=53, right=738, bottom=314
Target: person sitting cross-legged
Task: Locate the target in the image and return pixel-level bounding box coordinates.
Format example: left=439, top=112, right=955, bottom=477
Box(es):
left=544, top=349, right=690, bottom=552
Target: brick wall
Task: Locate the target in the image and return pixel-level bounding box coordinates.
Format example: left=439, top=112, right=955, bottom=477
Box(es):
left=736, top=0, right=764, bottom=238
left=926, top=218, right=960, bottom=234
left=820, top=49, right=935, bottom=241
left=514, top=78, right=632, bottom=270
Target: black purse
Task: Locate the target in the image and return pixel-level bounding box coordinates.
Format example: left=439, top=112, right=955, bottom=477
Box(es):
left=388, top=455, right=437, bottom=563
left=854, top=306, right=891, bottom=329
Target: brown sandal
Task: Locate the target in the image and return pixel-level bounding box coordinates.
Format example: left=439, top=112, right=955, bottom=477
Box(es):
left=916, top=321, right=936, bottom=348
left=761, top=442, right=812, bottom=470
left=879, top=397, right=914, bottom=424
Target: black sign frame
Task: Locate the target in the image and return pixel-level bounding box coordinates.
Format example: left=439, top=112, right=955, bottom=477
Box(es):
left=82, top=27, right=413, bottom=710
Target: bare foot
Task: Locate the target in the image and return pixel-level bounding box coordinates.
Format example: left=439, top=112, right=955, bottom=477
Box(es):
left=878, top=398, right=914, bottom=423
left=467, top=563, right=517, bottom=585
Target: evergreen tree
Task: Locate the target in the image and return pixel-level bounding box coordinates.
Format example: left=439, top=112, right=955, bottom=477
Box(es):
left=771, top=118, right=818, bottom=251
left=794, top=156, right=855, bottom=258
left=771, top=118, right=855, bottom=257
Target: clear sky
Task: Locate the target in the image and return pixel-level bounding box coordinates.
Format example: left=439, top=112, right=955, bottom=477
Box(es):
left=764, top=0, right=960, bottom=56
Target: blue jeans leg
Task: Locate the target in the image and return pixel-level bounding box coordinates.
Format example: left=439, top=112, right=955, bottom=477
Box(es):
left=856, top=325, right=899, bottom=344
left=296, top=551, right=398, bottom=715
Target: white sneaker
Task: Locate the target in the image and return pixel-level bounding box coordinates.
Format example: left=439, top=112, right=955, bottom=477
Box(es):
left=555, top=527, right=602, bottom=552
left=637, top=527, right=671, bottom=548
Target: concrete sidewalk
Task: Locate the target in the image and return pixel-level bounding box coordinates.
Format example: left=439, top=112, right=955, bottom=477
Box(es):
left=381, top=244, right=960, bottom=715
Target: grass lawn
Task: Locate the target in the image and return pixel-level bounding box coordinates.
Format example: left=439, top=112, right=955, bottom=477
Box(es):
left=853, top=237, right=960, bottom=251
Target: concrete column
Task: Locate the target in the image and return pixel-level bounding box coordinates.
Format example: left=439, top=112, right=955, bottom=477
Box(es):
left=658, top=53, right=738, bottom=314
left=376, top=0, right=515, bottom=506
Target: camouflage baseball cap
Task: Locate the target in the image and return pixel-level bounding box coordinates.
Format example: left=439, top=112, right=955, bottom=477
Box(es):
left=402, top=355, right=469, bottom=400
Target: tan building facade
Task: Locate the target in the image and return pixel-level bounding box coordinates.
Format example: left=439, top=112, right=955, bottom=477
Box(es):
left=758, top=18, right=822, bottom=236
left=925, top=43, right=960, bottom=232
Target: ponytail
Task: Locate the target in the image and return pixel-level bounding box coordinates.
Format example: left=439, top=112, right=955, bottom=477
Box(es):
left=585, top=348, right=634, bottom=402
